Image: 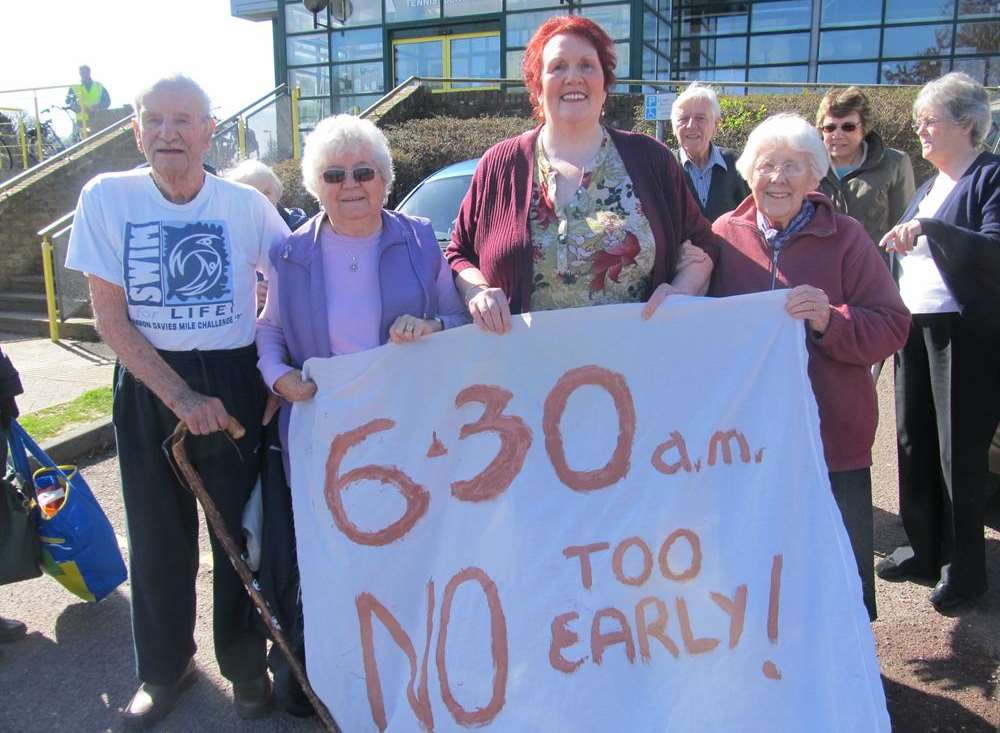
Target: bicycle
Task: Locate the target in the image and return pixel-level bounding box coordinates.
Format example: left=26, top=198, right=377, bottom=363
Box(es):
left=23, top=108, right=67, bottom=165
left=0, top=112, right=17, bottom=171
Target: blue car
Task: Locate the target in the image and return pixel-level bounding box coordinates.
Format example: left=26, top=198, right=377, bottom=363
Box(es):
left=395, top=158, right=478, bottom=246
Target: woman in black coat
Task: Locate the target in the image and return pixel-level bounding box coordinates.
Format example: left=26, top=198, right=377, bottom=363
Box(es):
left=876, top=72, right=1000, bottom=613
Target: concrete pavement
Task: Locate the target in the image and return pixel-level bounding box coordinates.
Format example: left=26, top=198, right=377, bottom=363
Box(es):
left=2, top=331, right=116, bottom=462
left=1, top=331, right=115, bottom=415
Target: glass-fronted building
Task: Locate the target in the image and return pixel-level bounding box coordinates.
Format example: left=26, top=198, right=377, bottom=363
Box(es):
left=232, top=0, right=999, bottom=125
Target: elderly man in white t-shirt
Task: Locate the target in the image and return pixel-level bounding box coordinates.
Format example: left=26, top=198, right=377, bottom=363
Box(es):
left=65, top=74, right=289, bottom=728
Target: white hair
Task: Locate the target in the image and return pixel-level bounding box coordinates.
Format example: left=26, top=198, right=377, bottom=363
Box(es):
left=301, top=114, right=394, bottom=203
left=225, top=160, right=283, bottom=202
left=736, top=113, right=830, bottom=182
left=134, top=74, right=212, bottom=119
left=914, top=71, right=991, bottom=147
left=671, top=82, right=722, bottom=124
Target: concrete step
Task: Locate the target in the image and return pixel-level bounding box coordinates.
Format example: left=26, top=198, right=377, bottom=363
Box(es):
left=0, top=291, right=48, bottom=313
left=0, top=310, right=98, bottom=341
left=8, top=274, right=44, bottom=287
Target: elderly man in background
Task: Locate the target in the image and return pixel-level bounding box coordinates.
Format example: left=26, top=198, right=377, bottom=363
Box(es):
left=671, top=82, right=750, bottom=222
left=65, top=74, right=289, bottom=727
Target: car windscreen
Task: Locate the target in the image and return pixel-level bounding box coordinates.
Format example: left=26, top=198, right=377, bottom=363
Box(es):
left=396, top=175, right=473, bottom=241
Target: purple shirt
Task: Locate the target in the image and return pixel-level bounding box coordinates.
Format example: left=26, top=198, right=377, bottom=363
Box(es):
left=257, top=217, right=465, bottom=390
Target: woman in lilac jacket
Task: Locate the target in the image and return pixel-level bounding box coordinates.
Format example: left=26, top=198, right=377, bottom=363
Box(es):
left=256, top=115, right=469, bottom=455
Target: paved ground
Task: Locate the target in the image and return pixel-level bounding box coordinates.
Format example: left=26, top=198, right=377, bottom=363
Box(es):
left=1, top=370, right=997, bottom=732
left=1, top=332, right=115, bottom=413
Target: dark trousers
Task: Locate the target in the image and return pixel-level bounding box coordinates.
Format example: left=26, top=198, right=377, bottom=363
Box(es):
left=895, top=313, right=1000, bottom=596
left=829, top=469, right=876, bottom=621
left=113, top=344, right=267, bottom=686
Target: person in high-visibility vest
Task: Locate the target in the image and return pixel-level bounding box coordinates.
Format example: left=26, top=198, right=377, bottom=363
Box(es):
left=65, top=65, right=110, bottom=139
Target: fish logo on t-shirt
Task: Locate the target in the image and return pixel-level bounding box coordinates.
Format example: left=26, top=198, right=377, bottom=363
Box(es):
left=123, top=220, right=233, bottom=307
left=167, top=233, right=226, bottom=299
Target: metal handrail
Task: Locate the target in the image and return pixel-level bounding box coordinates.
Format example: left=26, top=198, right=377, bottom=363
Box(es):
left=31, top=86, right=299, bottom=249
left=360, top=76, right=420, bottom=118
left=0, top=112, right=134, bottom=196
left=37, top=211, right=75, bottom=238
left=0, top=83, right=77, bottom=95
left=214, top=83, right=288, bottom=129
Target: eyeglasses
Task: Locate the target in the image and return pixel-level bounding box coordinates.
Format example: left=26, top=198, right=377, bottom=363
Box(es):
left=322, top=166, right=377, bottom=184
left=821, top=122, right=859, bottom=133
left=911, top=117, right=947, bottom=132
left=754, top=160, right=808, bottom=178
left=676, top=114, right=711, bottom=126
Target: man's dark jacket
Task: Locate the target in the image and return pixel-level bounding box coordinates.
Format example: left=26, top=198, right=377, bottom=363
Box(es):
left=674, top=146, right=750, bottom=223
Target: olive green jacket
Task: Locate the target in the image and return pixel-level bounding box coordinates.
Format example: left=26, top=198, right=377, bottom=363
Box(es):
left=819, top=132, right=916, bottom=248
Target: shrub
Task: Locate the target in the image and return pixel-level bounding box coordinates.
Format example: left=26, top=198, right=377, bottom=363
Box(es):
left=271, top=117, right=535, bottom=210
left=633, top=87, right=932, bottom=183
left=272, top=157, right=319, bottom=216
left=383, top=116, right=535, bottom=206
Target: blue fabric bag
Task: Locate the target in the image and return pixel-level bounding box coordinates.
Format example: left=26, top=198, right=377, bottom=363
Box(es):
left=7, top=420, right=126, bottom=602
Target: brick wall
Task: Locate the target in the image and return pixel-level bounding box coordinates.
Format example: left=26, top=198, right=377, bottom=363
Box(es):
left=0, top=126, right=144, bottom=287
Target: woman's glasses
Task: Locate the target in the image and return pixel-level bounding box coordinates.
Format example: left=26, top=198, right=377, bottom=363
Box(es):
left=911, top=117, right=947, bottom=132
left=322, top=166, right=377, bottom=184
left=821, top=122, right=859, bottom=133
left=754, top=160, right=808, bottom=178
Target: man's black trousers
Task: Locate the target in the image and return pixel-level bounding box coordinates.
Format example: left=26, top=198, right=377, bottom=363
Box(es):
left=113, top=344, right=267, bottom=686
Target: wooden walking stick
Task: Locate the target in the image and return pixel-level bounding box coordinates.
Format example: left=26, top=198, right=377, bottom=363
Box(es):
left=167, top=419, right=342, bottom=733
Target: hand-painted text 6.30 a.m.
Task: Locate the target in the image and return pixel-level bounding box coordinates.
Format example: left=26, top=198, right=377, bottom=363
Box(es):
left=323, top=365, right=765, bottom=547
left=323, top=364, right=768, bottom=732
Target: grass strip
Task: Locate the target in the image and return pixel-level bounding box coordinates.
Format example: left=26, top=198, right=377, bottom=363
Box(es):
left=18, top=386, right=113, bottom=442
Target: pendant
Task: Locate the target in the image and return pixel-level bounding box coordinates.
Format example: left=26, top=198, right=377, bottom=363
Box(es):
left=350, top=256, right=359, bottom=272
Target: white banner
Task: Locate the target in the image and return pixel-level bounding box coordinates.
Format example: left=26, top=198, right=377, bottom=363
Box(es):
left=289, top=291, right=889, bottom=733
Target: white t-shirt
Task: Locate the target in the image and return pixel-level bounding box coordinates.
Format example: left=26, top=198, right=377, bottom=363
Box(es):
left=897, top=176, right=960, bottom=315
left=66, top=169, right=290, bottom=350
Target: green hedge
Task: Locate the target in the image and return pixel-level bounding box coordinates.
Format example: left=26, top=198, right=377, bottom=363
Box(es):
left=271, top=116, right=535, bottom=211
left=632, top=87, right=933, bottom=184
left=272, top=157, right=320, bottom=216
left=271, top=88, right=934, bottom=214
left=384, top=116, right=536, bottom=207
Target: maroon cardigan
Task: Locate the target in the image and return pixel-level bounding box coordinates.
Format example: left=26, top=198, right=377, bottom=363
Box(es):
left=710, top=193, right=911, bottom=472
left=445, top=125, right=726, bottom=313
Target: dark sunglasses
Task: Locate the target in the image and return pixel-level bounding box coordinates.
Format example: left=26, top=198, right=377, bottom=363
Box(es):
left=821, top=122, right=859, bottom=133
left=322, top=166, right=377, bottom=184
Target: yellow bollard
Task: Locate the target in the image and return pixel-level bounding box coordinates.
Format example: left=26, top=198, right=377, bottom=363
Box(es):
left=41, top=236, right=60, bottom=342
left=291, top=86, right=301, bottom=161
left=17, top=118, right=28, bottom=169
left=238, top=117, right=247, bottom=161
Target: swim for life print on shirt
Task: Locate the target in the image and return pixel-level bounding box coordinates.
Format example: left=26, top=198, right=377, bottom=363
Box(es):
left=66, top=170, right=290, bottom=351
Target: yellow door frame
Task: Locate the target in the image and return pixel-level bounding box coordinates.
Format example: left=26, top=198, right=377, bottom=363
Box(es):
left=392, top=31, right=500, bottom=92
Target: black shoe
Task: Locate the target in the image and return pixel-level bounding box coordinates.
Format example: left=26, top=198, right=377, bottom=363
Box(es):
left=929, top=581, right=982, bottom=613
left=121, top=660, right=196, bottom=729
left=875, top=549, right=930, bottom=582
left=233, top=674, right=273, bottom=720
left=0, top=616, right=27, bottom=643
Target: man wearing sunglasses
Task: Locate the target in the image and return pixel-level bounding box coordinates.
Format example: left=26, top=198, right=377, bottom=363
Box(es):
left=816, top=87, right=916, bottom=260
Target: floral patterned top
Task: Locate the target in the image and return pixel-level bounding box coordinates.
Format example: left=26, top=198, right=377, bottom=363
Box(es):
left=528, top=129, right=657, bottom=311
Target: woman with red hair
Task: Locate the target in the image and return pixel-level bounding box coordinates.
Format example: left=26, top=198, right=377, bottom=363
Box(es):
left=446, top=16, right=723, bottom=330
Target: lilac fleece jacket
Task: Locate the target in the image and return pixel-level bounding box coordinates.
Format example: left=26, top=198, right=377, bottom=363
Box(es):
left=256, top=210, right=468, bottom=390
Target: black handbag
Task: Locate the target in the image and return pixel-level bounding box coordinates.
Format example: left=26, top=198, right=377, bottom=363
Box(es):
left=0, top=455, right=42, bottom=585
